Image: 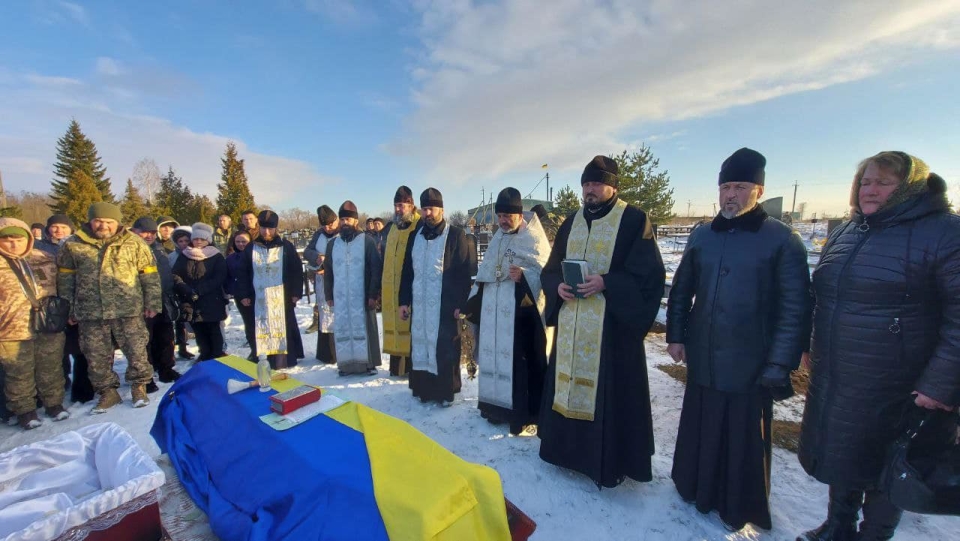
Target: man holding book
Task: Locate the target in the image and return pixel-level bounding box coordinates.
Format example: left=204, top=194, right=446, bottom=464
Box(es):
left=537, top=155, right=666, bottom=488
left=465, top=187, right=551, bottom=435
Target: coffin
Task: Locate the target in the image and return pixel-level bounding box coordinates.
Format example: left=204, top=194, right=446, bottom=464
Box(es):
left=0, top=422, right=165, bottom=541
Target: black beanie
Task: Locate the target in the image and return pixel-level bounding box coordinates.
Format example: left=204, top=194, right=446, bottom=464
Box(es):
left=581, top=156, right=619, bottom=187
left=719, top=147, right=766, bottom=186
left=132, top=217, right=159, bottom=232
left=31, top=222, right=44, bottom=231
left=339, top=201, right=359, bottom=219
left=258, top=210, right=279, bottom=228
left=420, top=188, right=443, bottom=208
left=317, top=205, right=337, bottom=226
left=495, top=187, right=523, bottom=214
left=46, top=214, right=74, bottom=229
left=394, top=186, right=414, bottom=204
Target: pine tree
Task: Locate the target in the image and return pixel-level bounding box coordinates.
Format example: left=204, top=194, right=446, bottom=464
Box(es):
left=553, top=185, right=582, bottom=217
left=183, top=194, right=218, bottom=225
left=62, top=170, right=104, bottom=227
left=0, top=206, right=23, bottom=219
left=216, top=142, right=256, bottom=224
left=154, top=166, right=193, bottom=221
left=50, top=120, right=113, bottom=214
left=120, top=179, right=150, bottom=224
left=612, top=146, right=675, bottom=223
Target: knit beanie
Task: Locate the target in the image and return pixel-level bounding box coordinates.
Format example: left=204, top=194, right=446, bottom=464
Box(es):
left=88, top=202, right=123, bottom=222
left=394, top=185, right=414, bottom=204
left=719, top=148, right=766, bottom=186
left=581, top=156, right=619, bottom=188
left=0, top=226, right=29, bottom=238
left=495, top=187, right=523, bottom=214
left=316, top=205, right=337, bottom=226
left=171, top=225, right=193, bottom=243
left=420, top=187, right=444, bottom=209
left=339, top=201, right=359, bottom=220
left=191, top=223, right=214, bottom=243
left=46, top=214, right=74, bottom=229
left=132, top=217, right=159, bottom=232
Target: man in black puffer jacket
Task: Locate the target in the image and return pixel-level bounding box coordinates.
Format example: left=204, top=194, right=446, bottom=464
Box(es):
left=797, top=151, right=960, bottom=541
left=667, top=148, right=811, bottom=532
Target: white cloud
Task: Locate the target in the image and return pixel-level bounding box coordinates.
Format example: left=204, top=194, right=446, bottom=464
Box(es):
left=0, top=72, right=338, bottom=208
left=57, top=1, right=89, bottom=27
left=24, top=74, right=83, bottom=87
left=389, top=0, right=960, bottom=184
left=96, top=57, right=122, bottom=76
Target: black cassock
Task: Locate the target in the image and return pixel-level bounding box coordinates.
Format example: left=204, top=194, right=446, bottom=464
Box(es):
left=399, top=220, right=475, bottom=403
left=234, top=235, right=305, bottom=369
left=466, top=276, right=548, bottom=434
left=538, top=200, right=665, bottom=488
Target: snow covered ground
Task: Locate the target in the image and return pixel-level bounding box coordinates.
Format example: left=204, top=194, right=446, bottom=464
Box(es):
left=2, top=301, right=956, bottom=541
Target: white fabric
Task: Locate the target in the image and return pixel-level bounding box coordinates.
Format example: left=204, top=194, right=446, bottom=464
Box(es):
left=251, top=243, right=288, bottom=355
left=0, top=423, right=164, bottom=541
left=332, top=235, right=369, bottom=367
left=312, top=233, right=336, bottom=333
left=410, top=225, right=449, bottom=375
left=470, top=216, right=550, bottom=409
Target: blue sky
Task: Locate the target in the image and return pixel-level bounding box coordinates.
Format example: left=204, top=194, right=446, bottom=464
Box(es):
left=1, top=0, right=958, bottom=220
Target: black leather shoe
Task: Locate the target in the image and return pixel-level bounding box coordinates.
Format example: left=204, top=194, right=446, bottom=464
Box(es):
left=158, top=368, right=181, bottom=383
left=146, top=380, right=160, bottom=394
left=797, top=522, right=857, bottom=541
left=178, top=349, right=196, bottom=360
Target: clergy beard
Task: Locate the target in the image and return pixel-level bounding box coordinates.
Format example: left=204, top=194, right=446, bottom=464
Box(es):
left=394, top=211, right=415, bottom=227
left=424, top=214, right=443, bottom=227
left=585, top=193, right=614, bottom=212
left=720, top=202, right=756, bottom=220
left=340, top=224, right=358, bottom=241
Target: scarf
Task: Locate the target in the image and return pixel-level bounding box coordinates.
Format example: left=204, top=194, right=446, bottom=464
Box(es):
left=420, top=219, right=447, bottom=241
left=182, top=246, right=221, bottom=261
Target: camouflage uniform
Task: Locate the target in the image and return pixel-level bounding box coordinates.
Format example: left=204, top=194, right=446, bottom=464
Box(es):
left=0, top=217, right=66, bottom=415
left=57, top=223, right=162, bottom=392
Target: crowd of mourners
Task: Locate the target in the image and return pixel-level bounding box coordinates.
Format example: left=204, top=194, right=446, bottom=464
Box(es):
left=1, top=149, right=957, bottom=541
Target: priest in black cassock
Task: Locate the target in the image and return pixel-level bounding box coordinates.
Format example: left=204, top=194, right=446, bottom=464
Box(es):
left=235, top=210, right=305, bottom=369
left=303, top=205, right=339, bottom=364
left=324, top=201, right=383, bottom=376
left=666, top=148, right=810, bottom=532
left=465, top=188, right=550, bottom=434
left=538, top=156, right=665, bottom=488
left=398, top=188, right=476, bottom=406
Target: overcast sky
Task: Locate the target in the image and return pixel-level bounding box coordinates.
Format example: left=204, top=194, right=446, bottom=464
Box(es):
left=1, top=0, right=958, bottom=219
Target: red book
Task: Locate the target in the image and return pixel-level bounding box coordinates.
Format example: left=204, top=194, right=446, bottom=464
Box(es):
left=269, top=385, right=322, bottom=415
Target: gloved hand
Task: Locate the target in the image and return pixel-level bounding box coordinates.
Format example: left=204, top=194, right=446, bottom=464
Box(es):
left=759, top=364, right=794, bottom=401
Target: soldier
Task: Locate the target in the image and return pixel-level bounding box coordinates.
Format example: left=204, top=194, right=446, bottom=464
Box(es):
left=58, top=202, right=162, bottom=413
left=0, top=218, right=69, bottom=429
left=156, top=216, right=180, bottom=254
left=213, top=214, right=234, bottom=255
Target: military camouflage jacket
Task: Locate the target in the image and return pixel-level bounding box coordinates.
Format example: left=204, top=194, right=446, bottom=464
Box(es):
left=0, top=217, right=59, bottom=341
left=57, top=224, right=162, bottom=321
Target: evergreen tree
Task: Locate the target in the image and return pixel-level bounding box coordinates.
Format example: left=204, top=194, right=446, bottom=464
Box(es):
left=50, top=120, right=113, bottom=214
left=120, top=179, right=150, bottom=224
left=553, top=185, right=582, bottom=217
left=0, top=206, right=23, bottom=219
left=216, top=142, right=256, bottom=224
left=154, top=166, right=193, bottom=221
left=612, top=146, right=675, bottom=223
left=184, top=194, right=218, bottom=225
left=62, top=170, right=103, bottom=227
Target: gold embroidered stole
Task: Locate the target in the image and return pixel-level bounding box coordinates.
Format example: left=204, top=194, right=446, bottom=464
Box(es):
left=382, top=212, right=420, bottom=356
left=552, top=199, right=627, bottom=421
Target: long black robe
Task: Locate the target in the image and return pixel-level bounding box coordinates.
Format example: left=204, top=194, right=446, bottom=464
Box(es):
left=235, top=235, right=305, bottom=368
left=399, top=220, right=475, bottom=403
left=466, top=276, right=547, bottom=434
left=538, top=198, right=665, bottom=488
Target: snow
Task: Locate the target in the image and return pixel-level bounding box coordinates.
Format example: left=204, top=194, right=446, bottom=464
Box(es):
left=2, top=302, right=956, bottom=541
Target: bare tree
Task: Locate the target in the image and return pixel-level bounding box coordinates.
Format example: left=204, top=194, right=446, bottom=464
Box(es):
left=7, top=191, right=57, bottom=225
left=131, top=158, right=161, bottom=205
left=279, top=207, right=315, bottom=230
left=448, top=210, right=468, bottom=227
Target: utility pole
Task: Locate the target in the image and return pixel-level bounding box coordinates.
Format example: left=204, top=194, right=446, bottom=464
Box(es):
left=712, top=202, right=717, bottom=216
left=791, top=180, right=799, bottom=214
left=545, top=172, right=549, bottom=203
left=687, top=200, right=692, bottom=217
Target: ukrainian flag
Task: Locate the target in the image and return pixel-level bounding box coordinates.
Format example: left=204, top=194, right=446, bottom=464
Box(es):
left=151, top=356, right=511, bottom=541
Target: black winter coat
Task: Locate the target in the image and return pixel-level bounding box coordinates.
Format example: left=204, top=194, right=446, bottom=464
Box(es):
left=798, top=181, right=960, bottom=488
left=171, top=251, right=228, bottom=323
left=666, top=208, right=811, bottom=392
left=150, top=240, right=179, bottom=319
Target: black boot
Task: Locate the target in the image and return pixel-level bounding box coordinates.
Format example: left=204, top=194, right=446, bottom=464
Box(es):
left=857, top=490, right=902, bottom=541
left=305, top=305, right=320, bottom=334
left=797, top=486, right=861, bottom=541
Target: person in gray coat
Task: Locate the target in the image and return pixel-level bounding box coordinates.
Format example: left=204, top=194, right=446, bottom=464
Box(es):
left=667, top=148, right=811, bottom=532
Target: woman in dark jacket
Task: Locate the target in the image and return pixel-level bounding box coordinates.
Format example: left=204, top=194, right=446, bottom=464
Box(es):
left=225, top=231, right=257, bottom=359
left=797, top=152, right=960, bottom=541
left=172, top=223, right=228, bottom=361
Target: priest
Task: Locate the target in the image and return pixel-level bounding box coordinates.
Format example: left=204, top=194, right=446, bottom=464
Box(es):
left=399, top=188, right=476, bottom=406
left=538, top=156, right=666, bottom=488
left=465, top=188, right=550, bottom=434
left=324, top=201, right=383, bottom=376
left=381, top=186, right=421, bottom=376
left=303, top=205, right=339, bottom=364
left=236, top=210, right=304, bottom=369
